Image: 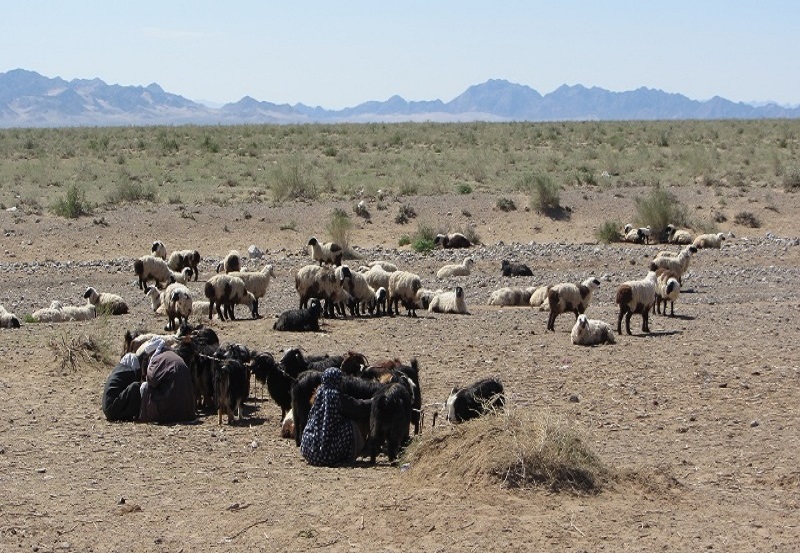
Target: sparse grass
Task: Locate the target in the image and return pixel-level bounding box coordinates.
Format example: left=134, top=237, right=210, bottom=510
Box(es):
left=48, top=331, right=115, bottom=374
left=596, top=220, right=622, bottom=243
left=457, top=183, right=473, bottom=195
left=734, top=211, right=761, bottom=228
left=51, top=184, right=92, bottom=219
left=398, top=234, right=411, bottom=247
left=527, top=174, right=561, bottom=213
left=783, top=169, right=800, bottom=192
left=496, top=197, right=516, bottom=212
left=106, top=180, right=157, bottom=205
left=272, top=160, right=318, bottom=202
left=634, top=184, right=690, bottom=238
left=326, top=208, right=353, bottom=249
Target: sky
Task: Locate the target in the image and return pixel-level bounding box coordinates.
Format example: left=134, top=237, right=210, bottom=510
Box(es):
left=2, top=1, right=798, bottom=109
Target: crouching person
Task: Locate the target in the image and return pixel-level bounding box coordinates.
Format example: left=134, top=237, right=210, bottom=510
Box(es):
left=102, top=353, right=142, bottom=422
left=138, top=338, right=196, bottom=424
left=300, top=367, right=370, bottom=466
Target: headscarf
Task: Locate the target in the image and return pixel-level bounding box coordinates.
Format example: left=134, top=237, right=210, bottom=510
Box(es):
left=300, top=367, right=354, bottom=466
left=119, top=353, right=140, bottom=371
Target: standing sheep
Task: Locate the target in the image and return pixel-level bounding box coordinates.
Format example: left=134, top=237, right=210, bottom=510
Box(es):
left=388, top=270, right=423, bottom=317
left=436, top=257, right=474, bottom=278
left=615, top=265, right=658, bottom=335
left=204, top=274, right=257, bottom=320
left=83, top=287, right=129, bottom=316
left=652, top=245, right=697, bottom=282
left=229, top=263, right=276, bottom=318
left=693, top=232, right=726, bottom=249
left=163, top=283, right=193, bottom=331
left=546, top=277, right=601, bottom=331
left=134, top=255, right=191, bottom=290
left=653, top=268, right=681, bottom=316
left=571, top=314, right=616, bottom=346
left=307, top=237, right=343, bottom=266
left=429, top=286, right=469, bottom=314
left=216, top=250, right=242, bottom=273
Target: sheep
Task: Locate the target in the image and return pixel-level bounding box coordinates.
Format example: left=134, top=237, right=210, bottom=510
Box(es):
left=58, top=304, right=96, bottom=322
left=133, top=255, right=191, bottom=290
left=388, top=270, right=423, bottom=317
left=571, top=314, right=616, bottom=346
left=168, top=249, right=202, bottom=282
left=653, top=268, right=681, bottom=316
left=273, top=298, right=323, bottom=332
left=488, top=286, right=536, bottom=307
left=307, top=236, right=343, bottom=266
left=32, top=302, right=69, bottom=323
left=151, top=240, right=168, bottom=259
left=360, top=264, right=393, bottom=293
left=666, top=224, right=693, bottom=245
left=295, top=264, right=350, bottom=318
left=371, top=287, right=388, bottom=316
left=546, top=277, right=601, bottom=331
left=528, top=285, right=551, bottom=309
left=652, top=245, right=697, bottom=282
left=83, top=287, right=128, bottom=316
left=164, top=283, right=193, bottom=331
left=615, top=265, right=658, bottom=335
left=0, top=305, right=21, bottom=328
left=204, top=274, right=257, bottom=320
left=434, top=232, right=471, bottom=249
left=367, top=260, right=398, bottom=272
left=343, top=267, right=378, bottom=317
left=428, top=286, right=469, bottom=314
left=123, top=329, right=181, bottom=356
left=500, top=260, right=533, bottom=277
left=415, top=287, right=441, bottom=310
left=216, top=250, right=241, bottom=273
left=623, top=224, right=649, bottom=244
left=229, top=263, right=276, bottom=318
left=446, top=377, right=505, bottom=423
left=693, top=232, right=726, bottom=249
left=436, top=257, right=474, bottom=278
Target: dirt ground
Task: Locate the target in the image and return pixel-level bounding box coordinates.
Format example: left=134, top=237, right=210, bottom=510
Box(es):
left=1, top=183, right=799, bottom=552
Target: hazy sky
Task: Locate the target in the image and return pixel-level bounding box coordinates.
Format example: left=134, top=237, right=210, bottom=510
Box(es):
left=2, top=1, right=798, bottom=108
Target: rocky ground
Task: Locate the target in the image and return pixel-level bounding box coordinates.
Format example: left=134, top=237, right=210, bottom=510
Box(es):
left=1, top=185, right=799, bottom=552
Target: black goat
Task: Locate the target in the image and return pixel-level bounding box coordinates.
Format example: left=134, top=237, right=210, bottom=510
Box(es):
left=445, top=377, right=505, bottom=423
left=501, top=259, right=533, bottom=277
left=273, top=298, right=323, bottom=332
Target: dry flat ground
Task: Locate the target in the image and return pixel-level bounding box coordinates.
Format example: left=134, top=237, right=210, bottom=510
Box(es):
left=1, top=183, right=799, bottom=552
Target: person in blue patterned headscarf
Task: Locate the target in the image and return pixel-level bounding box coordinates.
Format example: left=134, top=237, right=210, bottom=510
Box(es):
left=300, top=367, right=370, bottom=466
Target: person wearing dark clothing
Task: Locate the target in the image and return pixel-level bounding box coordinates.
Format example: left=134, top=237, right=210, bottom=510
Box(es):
left=300, top=367, right=371, bottom=466
left=102, top=353, right=142, bottom=422
left=138, top=348, right=196, bottom=424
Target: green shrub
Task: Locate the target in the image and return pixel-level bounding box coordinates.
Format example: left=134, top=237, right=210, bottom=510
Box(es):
left=634, top=184, right=689, bottom=237
left=411, top=223, right=437, bottom=252
left=201, top=135, right=220, bottom=153
left=496, top=197, right=516, bottom=212
left=596, top=220, right=622, bottom=243
left=106, top=180, right=157, bottom=205
left=783, top=169, right=800, bottom=192
left=51, top=184, right=91, bottom=218
left=528, top=174, right=561, bottom=212
left=272, top=161, right=318, bottom=202
left=326, top=208, right=353, bottom=249
left=398, top=235, right=411, bottom=246
left=457, top=183, right=473, bottom=194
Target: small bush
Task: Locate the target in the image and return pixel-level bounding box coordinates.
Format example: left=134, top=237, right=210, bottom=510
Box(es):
left=326, top=208, right=353, bottom=249
left=457, top=183, right=473, bottom=194
left=496, top=197, right=516, bottom=212
left=459, top=224, right=481, bottom=246
left=528, top=174, right=561, bottom=212
left=411, top=223, right=438, bottom=253
left=201, top=135, right=220, bottom=153
left=106, top=180, right=157, bottom=205
left=398, top=235, right=411, bottom=247
left=734, top=211, right=761, bottom=228
left=783, top=169, right=800, bottom=192
left=596, top=220, right=621, bottom=243
left=272, top=161, right=318, bottom=202
left=395, top=203, right=417, bottom=225
left=634, top=184, right=689, bottom=237
left=51, top=184, right=91, bottom=219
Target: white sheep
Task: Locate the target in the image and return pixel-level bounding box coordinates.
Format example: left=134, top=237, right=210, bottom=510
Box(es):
left=372, top=286, right=388, bottom=316
left=488, top=286, right=537, bottom=307
left=360, top=264, right=393, bottom=292
left=546, top=277, right=601, bottom=331
left=307, top=237, right=343, bottom=266
left=295, top=264, right=351, bottom=318
left=415, top=287, right=443, bottom=310
left=528, top=285, right=551, bottom=310
left=571, top=314, right=616, bottom=346
left=163, top=282, right=193, bottom=331
left=436, top=257, right=474, bottom=278
left=615, top=266, right=658, bottom=335
left=693, top=232, right=726, bottom=249
left=60, top=304, right=96, bottom=321
left=133, top=255, right=191, bottom=290
left=83, top=287, right=128, bottom=315
left=342, top=266, right=377, bottom=316
left=653, top=268, right=681, bottom=316
left=0, top=305, right=21, bottom=328
left=32, top=301, right=68, bottom=323
left=167, top=249, right=202, bottom=281
left=151, top=240, right=167, bottom=259
left=32, top=301, right=95, bottom=322
left=204, top=274, right=257, bottom=320
left=623, top=224, right=650, bottom=244
left=145, top=285, right=167, bottom=314
left=428, top=286, right=469, bottom=314
left=666, top=224, right=693, bottom=245
left=229, top=263, right=276, bottom=318
left=652, top=245, right=697, bottom=282
left=216, top=250, right=242, bottom=273
left=388, top=270, right=423, bottom=317
left=368, top=260, right=398, bottom=272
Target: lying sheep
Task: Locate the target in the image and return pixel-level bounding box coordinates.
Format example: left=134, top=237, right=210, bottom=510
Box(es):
left=273, top=298, right=323, bottom=331
left=571, top=314, right=616, bottom=346
left=528, top=285, right=551, bottom=309
left=488, top=286, right=536, bottom=307
left=83, top=287, right=128, bottom=316
left=623, top=224, right=650, bottom=244
left=654, top=268, right=681, bottom=316
left=134, top=255, right=191, bottom=290
left=32, top=301, right=69, bottom=323
left=367, top=260, right=397, bottom=272
left=229, top=263, right=276, bottom=318
left=693, top=232, right=726, bottom=249
left=428, top=286, right=469, bottom=314
left=652, top=245, right=697, bottom=282
left=616, top=265, right=658, bottom=335
left=204, top=274, right=257, bottom=320
left=307, top=237, right=343, bottom=266
left=0, top=305, right=21, bottom=328
left=666, top=224, right=693, bottom=245
left=546, top=277, right=601, bottom=331
left=388, top=270, right=423, bottom=317
left=446, top=377, right=505, bottom=423
left=216, top=250, right=241, bottom=273
left=434, top=232, right=471, bottom=249
left=500, top=260, right=533, bottom=277
left=436, top=257, right=474, bottom=278
left=33, top=302, right=96, bottom=323
left=415, top=287, right=442, bottom=310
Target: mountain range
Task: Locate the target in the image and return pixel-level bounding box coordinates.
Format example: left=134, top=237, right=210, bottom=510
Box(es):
left=1, top=68, right=798, bottom=128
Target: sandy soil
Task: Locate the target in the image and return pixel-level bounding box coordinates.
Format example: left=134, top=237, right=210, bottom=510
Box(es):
left=1, top=184, right=799, bottom=552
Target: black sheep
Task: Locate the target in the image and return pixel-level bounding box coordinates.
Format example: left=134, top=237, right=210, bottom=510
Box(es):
left=501, top=259, right=533, bottom=277
left=273, top=298, right=323, bottom=332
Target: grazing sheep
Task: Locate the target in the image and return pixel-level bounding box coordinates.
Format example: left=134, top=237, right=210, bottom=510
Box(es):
left=500, top=260, right=533, bottom=277
left=367, top=260, right=398, bottom=272
left=428, top=286, right=469, bottom=314
left=528, top=285, right=551, bottom=309
left=273, top=298, right=323, bottom=332
left=446, top=377, right=505, bottom=423
left=693, top=232, right=726, bottom=249
left=164, top=283, right=193, bottom=331
left=83, top=287, right=128, bottom=316
left=654, top=268, right=681, bottom=316
left=652, top=245, right=697, bottom=282
left=571, top=314, right=616, bottom=346
left=168, top=249, right=202, bottom=282
left=0, top=305, right=21, bottom=328
left=434, top=232, right=471, bottom=249
left=666, top=224, right=693, bottom=245
left=546, top=277, right=601, bottom=331
left=436, top=257, right=474, bottom=278
left=307, top=236, right=343, bottom=266
left=204, top=274, right=257, bottom=320
left=488, top=286, right=537, bottom=307
left=229, top=263, right=276, bottom=318
left=134, top=255, right=191, bottom=290
left=615, top=266, right=658, bottom=335
left=388, top=270, right=423, bottom=317
left=216, top=250, right=241, bottom=273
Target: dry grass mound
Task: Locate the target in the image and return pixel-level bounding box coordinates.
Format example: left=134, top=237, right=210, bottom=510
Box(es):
left=403, top=405, right=610, bottom=493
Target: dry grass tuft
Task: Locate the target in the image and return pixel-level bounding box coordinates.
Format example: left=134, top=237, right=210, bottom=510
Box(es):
left=48, top=332, right=114, bottom=373
left=403, top=404, right=610, bottom=493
